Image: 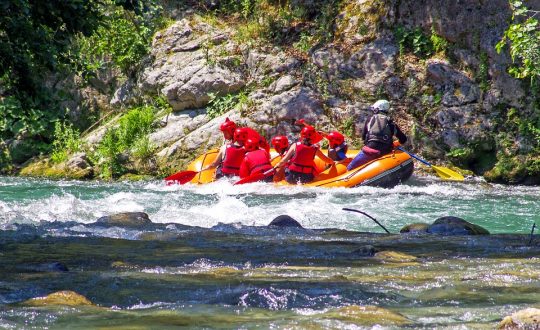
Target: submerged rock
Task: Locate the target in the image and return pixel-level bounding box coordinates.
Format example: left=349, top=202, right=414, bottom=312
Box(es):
left=400, top=223, right=429, bottom=233
left=374, top=250, right=418, bottom=263
left=96, top=212, right=152, bottom=228
left=22, top=262, right=69, bottom=272
left=268, top=215, right=303, bottom=228
left=321, top=305, right=410, bottom=325
left=498, top=307, right=540, bottom=329
left=427, top=216, right=490, bottom=235
left=22, top=291, right=93, bottom=307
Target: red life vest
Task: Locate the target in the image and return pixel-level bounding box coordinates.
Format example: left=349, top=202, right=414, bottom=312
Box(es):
left=289, top=142, right=317, bottom=174
left=221, top=144, right=246, bottom=175
left=243, top=149, right=273, bottom=177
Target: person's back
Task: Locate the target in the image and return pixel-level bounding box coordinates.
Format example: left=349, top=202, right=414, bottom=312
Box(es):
left=219, top=128, right=248, bottom=177
left=347, top=100, right=407, bottom=171
left=275, top=126, right=334, bottom=184
left=239, top=138, right=273, bottom=180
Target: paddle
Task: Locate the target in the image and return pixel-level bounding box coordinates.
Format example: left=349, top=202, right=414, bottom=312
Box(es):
left=396, top=147, right=464, bottom=181
left=234, top=154, right=281, bottom=185
left=165, top=168, right=213, bottom=185
left=234, top=168, right=275, bottom=185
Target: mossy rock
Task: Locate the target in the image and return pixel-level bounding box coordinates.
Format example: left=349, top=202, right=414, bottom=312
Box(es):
left=374, top=250, right=418, bottom=263
left=484, top=154, right=540, bottom=185
left=321, top=305, right=410, bottom=325
left=22, top=290, right=93, bottom=307
left=498, top=307, right=540, bottom=329
left=19, top=158, right=93, bottom=179
left=400, top=223, right=429, bottom=233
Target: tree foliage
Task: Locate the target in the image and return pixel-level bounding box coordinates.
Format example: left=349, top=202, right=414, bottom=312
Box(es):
left=0, top=0, right=163, bottom=164
left=496, top=1, right=540, bottom=84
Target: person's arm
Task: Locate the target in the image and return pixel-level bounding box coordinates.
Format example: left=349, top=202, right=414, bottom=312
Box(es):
left=202, top=145, right=225, bottom=170
left=275, top=144, right=296, bottom=168
left=362, top=117, right=370, bottom=142
left=316, top=148, right=334, bottom=164
left=393, top=122, right=407, bottom=144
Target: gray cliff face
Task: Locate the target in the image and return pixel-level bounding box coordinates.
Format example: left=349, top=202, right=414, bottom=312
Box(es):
left=43, top=0, right=538, bottom=179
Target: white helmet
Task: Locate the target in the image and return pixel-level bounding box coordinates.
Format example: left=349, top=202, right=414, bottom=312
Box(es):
left=371, top=99, right=390, bottom=113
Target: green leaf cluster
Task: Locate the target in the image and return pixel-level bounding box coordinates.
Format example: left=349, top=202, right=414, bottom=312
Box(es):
left=395, top=26, right=435, bottom=58
left=496, top=1, right=540, bottom=84
left=71, top=0, right=163, bottom=78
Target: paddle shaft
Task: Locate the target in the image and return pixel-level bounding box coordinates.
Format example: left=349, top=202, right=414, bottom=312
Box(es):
left=396, top=147, right=431, bottom=166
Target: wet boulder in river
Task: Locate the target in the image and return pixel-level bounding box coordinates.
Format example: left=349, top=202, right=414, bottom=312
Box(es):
left=498, top=307, right=540, bottom=329
left=22, top=291, right=93, bottom=307
left=427, top=216, right=490, bottom=235
left=96, top=212, right=152, bottom=228
left=268, top=215, right=303, bottom=228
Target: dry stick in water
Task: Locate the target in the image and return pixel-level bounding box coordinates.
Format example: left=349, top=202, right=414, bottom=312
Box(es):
left=342, top=208, right=391, bottom=234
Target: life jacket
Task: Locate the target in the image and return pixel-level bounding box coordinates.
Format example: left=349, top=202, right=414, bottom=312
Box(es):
left=244, top=149, right=273, bottom=176
left=221, top=144, right=246, bottom=175
left=289, top=142, right=317, bottom=174
left=366, top=114, right=394, bottom=145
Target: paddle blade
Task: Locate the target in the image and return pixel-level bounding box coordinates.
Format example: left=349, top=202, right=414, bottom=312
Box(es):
left=165, top=170, right=198, bottom=185
left=432, top=165, right=464, bottom=181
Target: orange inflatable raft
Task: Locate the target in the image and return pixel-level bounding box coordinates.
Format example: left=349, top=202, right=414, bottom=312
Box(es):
left=185, top=148, right=413, bottom=188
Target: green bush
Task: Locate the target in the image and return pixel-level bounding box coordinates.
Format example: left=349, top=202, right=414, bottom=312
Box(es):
left=206, top=91, right=249, bottom=119
left=72, top=1, right=163, bottom=78
left=51, top=122, right=83, bottom=164
left=430, top=27, right=448, bottom=54
left=395, top=26, right=434, bottom=58
left=92, top=105, right=155, bottom=179
left=496, top=1, right=540, bottom=84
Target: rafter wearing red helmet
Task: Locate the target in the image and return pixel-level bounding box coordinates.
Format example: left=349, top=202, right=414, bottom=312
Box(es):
left=239, top=138, right=274, bottom=182
left=274, top=125, right=334, bottom=184
left=202, top=127, right=248, bottom=178
left=326, top=131, right=349, bottom=161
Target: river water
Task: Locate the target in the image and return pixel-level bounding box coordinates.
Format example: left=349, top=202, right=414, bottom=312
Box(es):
left=1, top=175, right=539, bottom=328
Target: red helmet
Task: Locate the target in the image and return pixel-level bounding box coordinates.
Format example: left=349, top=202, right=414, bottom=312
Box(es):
left=244, top=138, right=259, bottom=152
left=220, top=118, right=237, bottom=136
left=327, top=131, right=345, bottom=148
left=233, top=127, right=249, bottom=144
left=300, top=126, right=317, bottom=142
left=271, top=135, right=289, bottom=153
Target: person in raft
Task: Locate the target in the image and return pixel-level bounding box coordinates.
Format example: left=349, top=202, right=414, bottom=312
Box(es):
left=219, top=117, right=236, bottom=143
left=271, top=135, right=289, bottom=155
left=203, top=127, right=248, bottom=178
left=271, top=135, right=290, bottom=181
left=347, top=99, right=407, bottom=171
left=275, top=126, right=334, bottom=184
left=326, top=131, right=348, bottom=161
left=239, top=137, right=274, bottom=182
